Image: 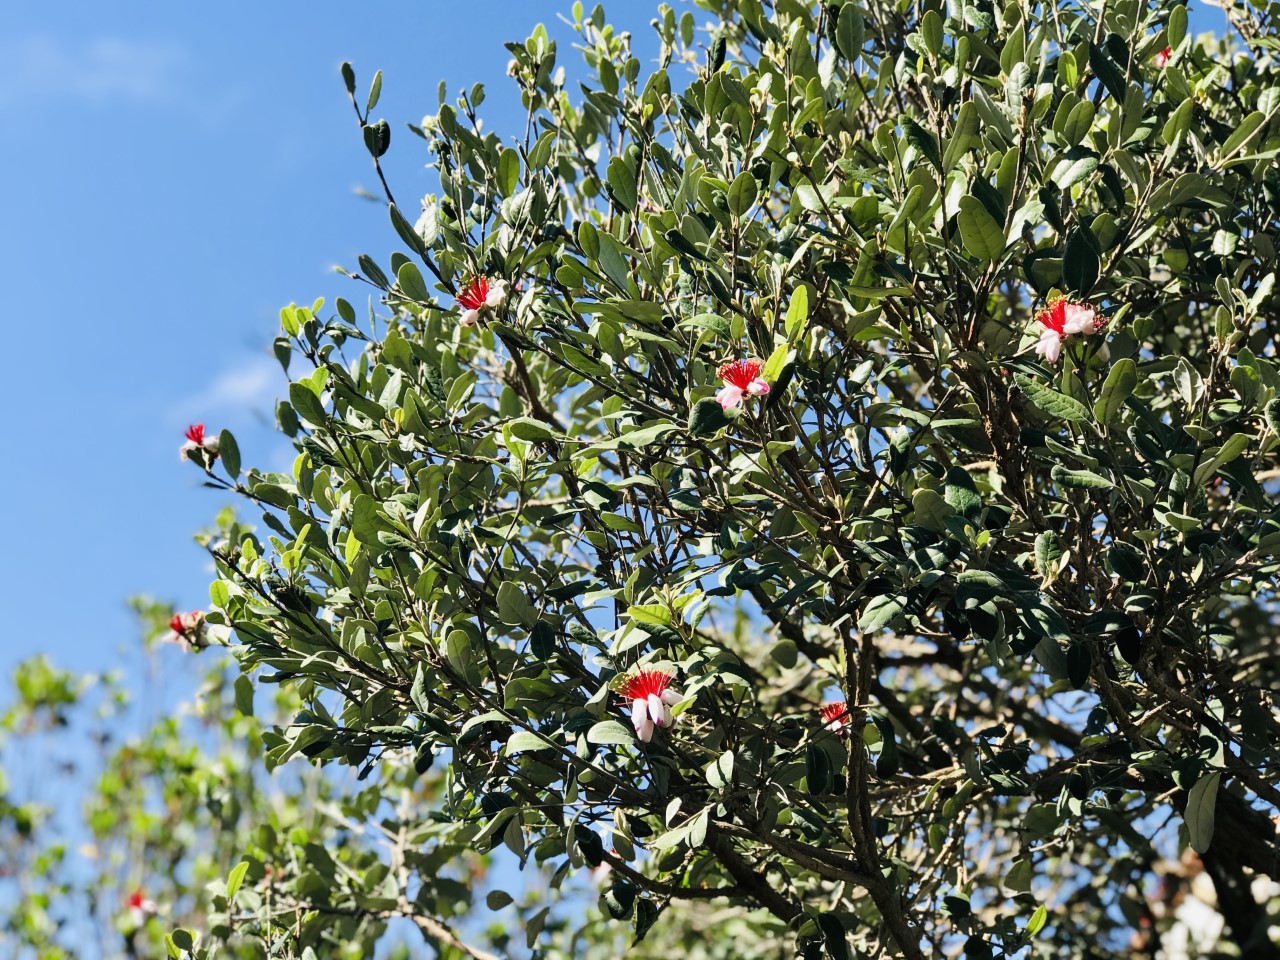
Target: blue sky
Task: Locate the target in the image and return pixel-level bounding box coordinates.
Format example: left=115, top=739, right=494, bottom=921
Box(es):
left=0, top=0, right=655, bottom=679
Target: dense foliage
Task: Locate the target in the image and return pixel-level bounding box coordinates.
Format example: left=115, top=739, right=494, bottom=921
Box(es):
left=9, top=0, right=1280, bottom=956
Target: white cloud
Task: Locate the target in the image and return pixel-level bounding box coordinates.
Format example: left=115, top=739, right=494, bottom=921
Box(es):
left=179, top=354, right=282, bottom=422
left=0, top=34, right=185, bottom=112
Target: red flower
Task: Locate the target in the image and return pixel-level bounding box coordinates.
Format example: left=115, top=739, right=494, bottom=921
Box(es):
left=456, top=275, right=506, bottom=327
left=169, top=611, right=201, bottom=637
left=1154, top=46, right=1171, bottom=68
left=457, top=276, right=491, bottom=311
left=820, top=701, right=851, bottom=732
left=715, top=358, right=771, bottom=410
left=126, top=889, right=157, bottom=920
left=617, top=667, right=683, bottom=742
left=1032, top=298, right=1103, bottom=363
left=181, top=423, right=219, bottom=461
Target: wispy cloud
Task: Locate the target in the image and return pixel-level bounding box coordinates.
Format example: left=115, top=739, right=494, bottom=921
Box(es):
left=178, top=354, right=282, bottom=423
left=0, top=34, right=186, bottom=112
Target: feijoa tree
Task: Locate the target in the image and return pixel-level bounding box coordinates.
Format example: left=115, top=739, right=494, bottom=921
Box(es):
left=176, top=0, right=1280, bottom=956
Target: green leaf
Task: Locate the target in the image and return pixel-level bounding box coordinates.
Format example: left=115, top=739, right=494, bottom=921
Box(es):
left=226, top=860, right=249, bottom=899
left=1168, top=5, right=1188, bottom=47
left=727, top=171, right=758, bottom=217
left=1026, top=904, right=1048, bottom=936
left=1094, top=358, right=1137, bottom=425
left=1216, top=111, right=1265, bottom=164
left=1062, top=226, right=1100, bottom=295
left=1051, top=464, right=1114, bottom=489
left=1088, top=43, right=1127, bottom=103
left=1034, top=531, right=1062, bottom=576
left=507, top=417, right=559, bottom=442
left=785, top=285, right=810, bottom=340
left=363, top=119, right=391, bottom=158
left=706, top=750, right=735, bottom=789
left=397, top=261, right=429, bottom=302
left=506, top=730, right=556, bottom=754
left=1014, top=373, right=1091, bottom=422
left=904, top=119, right=942, bottom=171
left=859, top=594, right=906, bottom=632
left=688, top=397, right=734, bottom=436
left=497, top=582, right=536, bottom=626
left=351, top=494, right=392, bottom=545
left=234, top=675, right=254, bottom=717
left=1186, top=770, right=1221, bottom=853
left=606, top=155, right=637, bottom=211
left=218, top=429, right=241, bottom=478
left=341, top=62, right=356, bottom=96
left=944, top=467, right=982, bottom=521
left=588, top=720, right=636, bottom=745
left=366, top=70, right=383, bottom=113
left=498, top=148, right=521, bottom=196
left=486, top=890, right=514, bottom=910
left=958, top=195, right=1007, bottom=260
left=288, top=382, right=327, bottom=427
left=1193, top=433, right=1250, bottom=486
left=835, top=4, right=865, bottom=60
left=616, top=422, right=679, bottom=449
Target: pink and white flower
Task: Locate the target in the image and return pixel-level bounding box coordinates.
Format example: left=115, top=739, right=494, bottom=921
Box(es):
left=126, top=889, right=157, bottom=926
left=617, top=667, right=683, bottom=743
left=456, top=275, right=505, bottom=327
left=180, top=423, right=219, bottom=462
left=1032, top=298, right=1105, bottom=363
left=1154, top=46, right=1172, bottom=68
left=164, top=610, right=210, bottom=651
left=716, top=358, right=771, bottom=410
left=820, top=701, right=851, bottom=733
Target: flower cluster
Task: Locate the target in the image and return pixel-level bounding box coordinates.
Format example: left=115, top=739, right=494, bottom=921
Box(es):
left=456, top=275, right=506, bottom=327
left=716, top=358, right=771, bottom=410
left=1154, top=46, right=1172, bottom=68
left=617, top=666, right=683, bottom=742
left=1033, top=298, right=1105, bottom=363
left=180, top=423, right=220, bottom=463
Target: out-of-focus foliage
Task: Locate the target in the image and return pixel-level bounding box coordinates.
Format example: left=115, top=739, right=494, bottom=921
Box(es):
left=13, top=0, right=1280, bottom=955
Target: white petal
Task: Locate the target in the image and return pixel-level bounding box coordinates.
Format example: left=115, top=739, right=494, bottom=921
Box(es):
left=631, top=698, right=648, bottom=735
left=460, top=309, right=479, bottom=327
left=716, top=385, right=743, bottom=410
left=660, top=687, right=683, bottom=705
left=648, top=693, right=666, bottom=726
left=1035, top=328, right=1062, bottom=363
left=662, top=703, right=674, bottom=728
left=485, top=286, right=505, bottom=308
left=1061, top=304, right=1097, bottom=335
left=636, top=712, right=654, bottom=742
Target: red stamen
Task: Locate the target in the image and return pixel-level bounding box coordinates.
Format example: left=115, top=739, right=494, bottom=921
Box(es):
left=185, top=424, right=205, bottom=445
left=717, top=358, right=764, bottom=390
left=1034, top=299, right=1067, bottom=334
left=457, top=276, right=490, bottom=311
left=820, top=701, right=850, bottom=726
left=618, top=668, right=673, bottom=701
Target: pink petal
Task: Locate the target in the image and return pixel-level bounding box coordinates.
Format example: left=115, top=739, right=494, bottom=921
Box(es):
left=660, top=687, right=682, bottom=706
left=716, top=385, right=744, bottom=410
left=746, top=378, right=770, bottom=396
